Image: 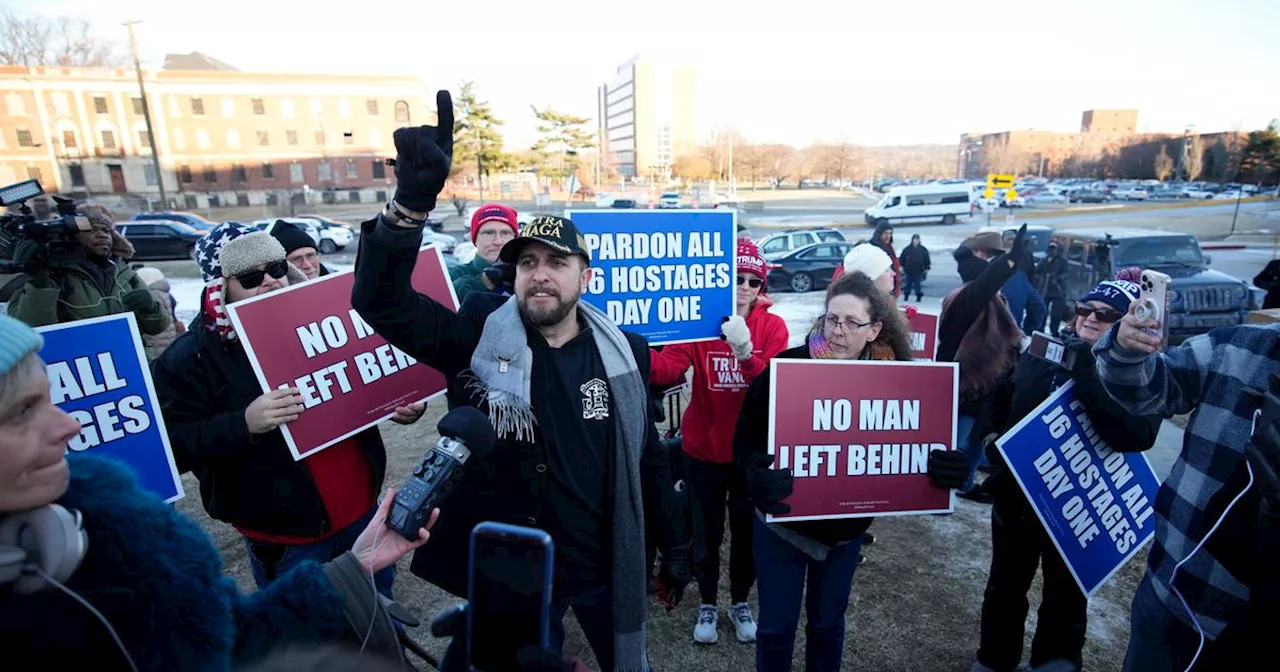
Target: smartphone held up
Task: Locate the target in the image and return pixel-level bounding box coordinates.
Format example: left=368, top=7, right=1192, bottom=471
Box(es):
left=1136, top=270, right=1172, bottom=348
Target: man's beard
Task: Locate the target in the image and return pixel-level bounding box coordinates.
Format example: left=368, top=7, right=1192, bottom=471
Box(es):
left=519, top=286, right=579, bottom=327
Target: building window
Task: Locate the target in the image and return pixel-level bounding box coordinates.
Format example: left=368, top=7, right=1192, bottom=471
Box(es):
left=232, top=163, right=247, bottom=183
left=372, top=160, right=386, bottom=179
left=27, top=165, right=42, bottom=182
left=289, top=162, right=303, bottom=183
left=221, top=97, right=235, bottom=117
left=394, top=100, right=410, bottom=123
left=226, top=128, right=240, bottom=149
left=202, top=165, right=217, bottom=183
left=191, top=97, right=205, bottom=115
left=366, top=99, right=379, bottom=115
left=70, top=164, right=86, bottom=187
left=281, top=98, right=295, bottom=119
left=251, top=98, right=265, bottom=115
left=100, top=130, right=116, bottom=149
left=369, top=129, right=382, bottom=147
left=343, top=132, right=354, bottom=145
left=16, top=129, right=34, bottom=147
left=169, top=95, right=180, bottom=118
left=93, top=96, right=108, bottom=114
left=337, top=98, right=350, bottom=119
left=61, top=130, right=77, bottom=149
left=318, top=162, right=332, bottom=182
left=52, top=92, right=70, bottom=115
left=196, top=129, right=211, bottom=150
left=138, top=130, right=151, bottom=147
left=286, top=130, right=298, bottom=145
left=131, top=97, right=144, bottom=115
left=256, top=130, right=269, bottom=146
left=310, top=97, right=323, bottom=116
left=172, top=128, right=186, bottom=151
left=315, top=130, right=325, bottom=145
left=178, top=164, right=193, bottom=184
left=345, top=160, right=358, bottom=179
left=144, top=163, right=158, bottom=186
left=262, top=162, right=275, bottom=179
left=4, top=93, right=24, bottom=116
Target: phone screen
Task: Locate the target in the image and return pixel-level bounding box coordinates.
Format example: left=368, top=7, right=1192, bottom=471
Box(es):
left=468, top=528, right=553, bottom=671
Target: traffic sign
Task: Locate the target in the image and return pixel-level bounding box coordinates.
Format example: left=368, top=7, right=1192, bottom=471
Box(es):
left=987, top=173, right=1015, bottom=189
left=982, top=187, right=995, bottom=199
left=1006, top=189, right=1019, bottom=201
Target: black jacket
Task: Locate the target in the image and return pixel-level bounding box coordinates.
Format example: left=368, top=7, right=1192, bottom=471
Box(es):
left=1037, top=253, right=1068, bottom=300
left=733, top=344, right=873, bottom=547
left=1253, top=260, right=1280, bottom=310
left=898, top=244, right=931, bottom=276
left=351, top=216, right=685, bottom=598
left=977, top=337, right=1161, bottom=500
left=150, top=315, right=387, bottom=537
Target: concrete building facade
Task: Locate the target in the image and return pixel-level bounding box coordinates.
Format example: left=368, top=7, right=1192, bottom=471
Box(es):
left=960, top=108, right=1143, bottom=178
left=597, top=55, right=698, bottom=182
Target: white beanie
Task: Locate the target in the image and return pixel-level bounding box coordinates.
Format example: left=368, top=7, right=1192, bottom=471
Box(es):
left=842, top=243, right=892, bottom=280
left=135, top=266, right=165, bottom=287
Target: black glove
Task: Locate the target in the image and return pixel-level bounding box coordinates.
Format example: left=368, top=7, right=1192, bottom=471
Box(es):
left=1246, top=374, right=1280, bottom=525
left=927, top=449, right=969, bottom=490
left=392, top=90, right=455, bottom=214
left=121, top=288, right=158, bottom=314
left=482, top=261, right=515, bottom=291
left=13, top=239, right=52, bottom=282
left=1005, top=224, right=1029, bottom=268
left=655, top=543, right=691, bottom=611
left=746, top=453, right=793, bottom=515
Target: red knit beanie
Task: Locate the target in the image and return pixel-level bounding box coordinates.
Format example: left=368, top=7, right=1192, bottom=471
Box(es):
left=737, top=237, right=766, bottom=278
left=470, top=204, right=519, bottom=243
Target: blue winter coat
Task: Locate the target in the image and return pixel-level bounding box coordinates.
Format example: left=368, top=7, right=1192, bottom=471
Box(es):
left=0, top=454, right=351, bottom=670
left=1001, top=271, right=1047, bottom=335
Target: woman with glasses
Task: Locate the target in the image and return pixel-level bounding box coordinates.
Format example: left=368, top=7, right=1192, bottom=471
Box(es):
left=648, top=237, right=789, bottom=645
left=968, top=270, right=1161, bottom=672
left=450, top=204, right=520, bottom=298
left=732, top=272, right=968, bottom=672
left=151, top=223, right=404, bottom=599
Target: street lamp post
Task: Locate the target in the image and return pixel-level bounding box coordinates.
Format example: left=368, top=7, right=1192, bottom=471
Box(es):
left=123, top=20, right=167, bottom=209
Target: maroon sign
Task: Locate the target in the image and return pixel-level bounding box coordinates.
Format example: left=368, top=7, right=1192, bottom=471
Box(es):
left=228, top=247, right=458, bottom=460
left=907, top=311, right=939, bottom=361
left=766, top=358, right=958, bottom=521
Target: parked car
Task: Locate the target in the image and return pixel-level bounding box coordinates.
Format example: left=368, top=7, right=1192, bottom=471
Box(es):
left=611, top=199, right=637, bottom=209
left=116, top=220, right=205, bottom=261
left=998, top=224, right=1055, bottom=262
left=1026, top=192, right=1067, bottom=205
left=1112, top=187, right=1150, bottom=201
left=766, top=241, right=856, bottom=293
left=131, top=211, right=218, bottom=231
left=296, top=214, right=355, bottom=230
left=658, top=192, right=682, bottom=209
left=1050, top=227, right=1251, bottom=343
left=251, top=217, right=352, bottom=254
left=864, top=184, right=972, bottom=226
left=1068, top=189, right=1111, bottom=204
left=756, top=229, right=846, bottom=259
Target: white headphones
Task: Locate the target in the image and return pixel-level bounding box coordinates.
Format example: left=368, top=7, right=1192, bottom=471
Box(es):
left=0, top=504, right=89, bottom=595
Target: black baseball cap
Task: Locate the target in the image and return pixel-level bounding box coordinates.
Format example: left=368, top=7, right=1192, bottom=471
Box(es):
left=498, top=215, right=592, bottom=265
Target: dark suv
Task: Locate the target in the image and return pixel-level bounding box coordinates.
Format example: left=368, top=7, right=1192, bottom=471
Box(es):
left=132, top=211, right=218, bottom=231
left=1051, top=228, right=1251, bottom=343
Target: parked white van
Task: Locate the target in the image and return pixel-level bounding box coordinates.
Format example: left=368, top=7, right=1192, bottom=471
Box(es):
left=864, top=184, right=973, bottom=226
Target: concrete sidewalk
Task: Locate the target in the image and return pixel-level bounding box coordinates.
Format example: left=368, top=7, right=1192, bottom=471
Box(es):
left=1147, top=420, right=1185, bottom=482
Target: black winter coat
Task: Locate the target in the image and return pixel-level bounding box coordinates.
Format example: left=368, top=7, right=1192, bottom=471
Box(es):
left=150, top=316, right=387, bottom=537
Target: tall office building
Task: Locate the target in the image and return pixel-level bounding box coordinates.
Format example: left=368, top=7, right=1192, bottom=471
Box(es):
left=597, top=55, right=698, bottom=182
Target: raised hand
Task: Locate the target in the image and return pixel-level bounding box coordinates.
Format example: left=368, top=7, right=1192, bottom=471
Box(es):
left=391, top=90, right=455, bottom=216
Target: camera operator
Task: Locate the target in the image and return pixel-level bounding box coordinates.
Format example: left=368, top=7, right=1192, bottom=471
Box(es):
left=352, top=91, right=687, bottom=672
left=0, top=313, right=437, bottom=669
left=5, top=203, right=170, bottom=335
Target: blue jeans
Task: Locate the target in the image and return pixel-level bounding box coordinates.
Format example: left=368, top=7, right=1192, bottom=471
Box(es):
left=958, top=413, right=983, bottom=491
left=243, top=505, right=395, bottom=600
left=753, top=516, right=864, bottom=672
left=1121, top=575, right=1202, bottom=672
left=903, top=273, right=924, bottom=298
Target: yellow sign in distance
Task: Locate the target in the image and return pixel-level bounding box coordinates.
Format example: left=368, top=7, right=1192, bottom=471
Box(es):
left=1006, top=189, right=1019, bottom=201
left=982, top=188, right=996, bottom=199
left=986, top=173, right=1015, bottom=189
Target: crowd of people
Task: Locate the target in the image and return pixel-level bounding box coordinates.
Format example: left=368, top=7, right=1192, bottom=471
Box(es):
left=1, top=88, right=1278, bottom=672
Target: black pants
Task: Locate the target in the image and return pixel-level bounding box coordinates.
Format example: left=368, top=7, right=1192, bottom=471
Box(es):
left=688, top=455, right=755, bottom=604
left=1045, top=297, right=1068, bottom=337
left=977, top=487, right=1087, bottom=671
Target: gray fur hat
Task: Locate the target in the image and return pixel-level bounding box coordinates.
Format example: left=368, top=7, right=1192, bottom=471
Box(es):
left=219, top=231, right=307, bottom=285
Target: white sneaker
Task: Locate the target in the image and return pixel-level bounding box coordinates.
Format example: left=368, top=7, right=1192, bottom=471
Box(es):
left=730, top=602, right=758, bottom=642
left=693, top=604, right=718, bottom=644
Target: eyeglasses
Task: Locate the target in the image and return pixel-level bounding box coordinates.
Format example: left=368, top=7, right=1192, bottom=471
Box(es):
left=1074, top=303, right=1123, bottom=323
left=822, top=314, right=874, bottom=332
left=235, top=260, right=289, bottom=289
left=477, top=228, right=515, bottom=241
left=737, top=276, right=763, bottom=288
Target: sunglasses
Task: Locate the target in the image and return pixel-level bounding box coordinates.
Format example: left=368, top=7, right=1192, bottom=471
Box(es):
left=1074, top=303, right=1123, bottom=323
left=235, top=260, right=289, bottom=289
left=737, top=276, right=763, bottom=288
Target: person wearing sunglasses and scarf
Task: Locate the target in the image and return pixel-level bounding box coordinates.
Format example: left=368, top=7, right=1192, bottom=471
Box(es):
left=151, top=223, right=402, bottom=601
left=648, top=237, right=789, bottom=645
left=967, top=269, right=1160, bottom=672
left=733, top=272, right=969, bottom=672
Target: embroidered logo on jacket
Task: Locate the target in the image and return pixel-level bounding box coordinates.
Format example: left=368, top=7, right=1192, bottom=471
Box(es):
left=581, top=378, right=610, bottom=420
left=705, top=351, right=748, bottom=391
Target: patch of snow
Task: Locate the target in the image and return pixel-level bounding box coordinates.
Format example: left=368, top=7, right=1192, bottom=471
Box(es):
left=169, top=263, right=353, bottom=324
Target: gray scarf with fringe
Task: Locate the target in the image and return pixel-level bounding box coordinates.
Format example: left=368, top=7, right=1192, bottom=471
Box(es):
left=467, top=296, right=650, bottom=672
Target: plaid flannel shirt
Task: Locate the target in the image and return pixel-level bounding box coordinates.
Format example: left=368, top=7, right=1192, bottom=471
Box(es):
left=1094, top=323, right=1280, bottom=638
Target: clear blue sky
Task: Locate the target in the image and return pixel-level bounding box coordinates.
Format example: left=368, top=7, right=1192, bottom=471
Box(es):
left=23, top=0, right=1280, bottom=149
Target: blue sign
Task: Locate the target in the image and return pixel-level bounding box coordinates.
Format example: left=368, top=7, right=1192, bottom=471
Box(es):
left=36, top=313, right=184, bottom=503
left=994, top=380, right=1159, bottom=595
left=567, top=209, right=737, bottom=345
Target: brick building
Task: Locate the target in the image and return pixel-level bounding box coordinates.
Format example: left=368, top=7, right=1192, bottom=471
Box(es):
left=0, top=53, right=434, bottom=209
left=959, top=109, right=1144, bottom=178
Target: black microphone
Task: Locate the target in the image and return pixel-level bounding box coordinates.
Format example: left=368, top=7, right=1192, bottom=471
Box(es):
left=387, top=406, right=496, bottom=540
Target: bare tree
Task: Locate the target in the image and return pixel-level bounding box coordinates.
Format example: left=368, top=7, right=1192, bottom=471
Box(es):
left=760, top=144, right=797, bottom=188
left=1154, top=146, right=1174, bottom=181
left=0, top=8, right=123, bottom=67
left=825, top=135, right=858, bottom=187
left=1185, top=134, right=1204, bottom=181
